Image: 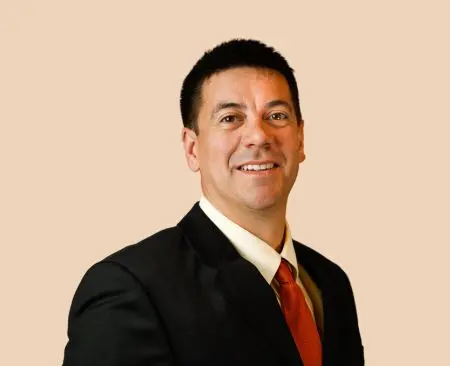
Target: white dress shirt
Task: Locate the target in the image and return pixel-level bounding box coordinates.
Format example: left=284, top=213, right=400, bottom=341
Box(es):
left=199, top=195, right=316, bottom=320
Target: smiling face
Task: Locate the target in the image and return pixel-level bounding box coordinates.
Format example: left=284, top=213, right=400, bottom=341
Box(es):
left=182, top=66, right=305, bottom=217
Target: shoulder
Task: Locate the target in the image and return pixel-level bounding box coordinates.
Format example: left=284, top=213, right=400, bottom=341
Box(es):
left=69, top=226, right=185, bottom=310
left=292, top=239, right=354, bottom=288
left=292, top=239, right=339, bottom=269
left=98, top=226, right=187, bottom=282
left=103, top=226, right=184, bottom=265
left=76, top=226, right=185, bottom=294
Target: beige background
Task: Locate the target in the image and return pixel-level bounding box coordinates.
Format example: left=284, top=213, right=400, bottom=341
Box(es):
left=1, top=1, right=449, bottom=365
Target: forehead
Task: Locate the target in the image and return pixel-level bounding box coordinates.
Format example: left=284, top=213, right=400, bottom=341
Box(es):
left=200, top=67, right=292, bottom=108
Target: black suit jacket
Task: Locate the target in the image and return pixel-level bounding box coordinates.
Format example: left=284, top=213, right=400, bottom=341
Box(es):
left=62, top=202, right=364, bottom=365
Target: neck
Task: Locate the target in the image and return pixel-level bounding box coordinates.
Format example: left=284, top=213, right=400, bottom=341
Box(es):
left=204, top=194, right=287, bottom=252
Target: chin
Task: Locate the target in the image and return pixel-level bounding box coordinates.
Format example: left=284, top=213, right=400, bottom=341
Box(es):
left=241, top=194, right=281, bottom=211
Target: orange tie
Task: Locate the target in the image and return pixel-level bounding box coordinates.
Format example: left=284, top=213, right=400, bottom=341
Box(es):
left=275, top=259, right=322, bottom=366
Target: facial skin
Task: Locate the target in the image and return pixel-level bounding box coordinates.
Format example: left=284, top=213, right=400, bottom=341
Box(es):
left=182, top=67, right=305, bottom=237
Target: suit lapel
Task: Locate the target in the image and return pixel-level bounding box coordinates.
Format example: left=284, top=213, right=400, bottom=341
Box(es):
left=217, top=257, right=302, bottom=365
left=293, top=242, right=341, bottom=365
left=177, top=203, right=302, bottom=366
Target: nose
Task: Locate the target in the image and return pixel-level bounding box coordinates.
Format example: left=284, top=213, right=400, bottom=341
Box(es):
left=242, top=117, right=274, bottom=149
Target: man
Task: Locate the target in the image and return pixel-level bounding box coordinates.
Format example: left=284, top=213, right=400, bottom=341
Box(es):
left=62, top=39, right=364, bottom=365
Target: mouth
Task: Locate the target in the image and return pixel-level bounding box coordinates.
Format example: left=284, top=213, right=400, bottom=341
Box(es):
left=237, top=162, right=280, bottom=172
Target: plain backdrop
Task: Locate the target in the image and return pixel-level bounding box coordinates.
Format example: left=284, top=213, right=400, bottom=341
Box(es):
left=1, top=1, right=449, bottom=365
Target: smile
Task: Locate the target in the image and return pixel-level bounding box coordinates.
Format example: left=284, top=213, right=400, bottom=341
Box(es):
left=238, top=163, right=279, bottom=172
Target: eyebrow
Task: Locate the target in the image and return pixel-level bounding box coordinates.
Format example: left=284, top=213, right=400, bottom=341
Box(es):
left=211, top=102, right=246, bottom=119
left=210, top=99, right=293, bottom=119
left=265, top=99, right=293, bottom=113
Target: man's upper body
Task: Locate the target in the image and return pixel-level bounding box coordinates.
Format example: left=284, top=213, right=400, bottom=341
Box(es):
left=62, top=199, right=364, bottom=366
left=62, top=39, right=364, bottom=365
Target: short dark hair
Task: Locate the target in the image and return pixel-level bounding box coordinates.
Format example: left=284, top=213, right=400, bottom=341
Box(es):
left=180, top=38, right=302, bottom=134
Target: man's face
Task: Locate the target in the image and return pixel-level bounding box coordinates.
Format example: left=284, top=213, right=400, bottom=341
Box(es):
left=182, top=67, right=305, bottom=214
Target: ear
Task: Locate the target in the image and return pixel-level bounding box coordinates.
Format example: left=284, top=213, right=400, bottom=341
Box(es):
left=181, top=127, right=200, bottom=172
left=297, top=120, right=306, bottom=163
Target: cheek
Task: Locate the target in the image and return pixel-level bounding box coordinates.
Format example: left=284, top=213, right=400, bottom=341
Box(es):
left=281, top=137, right=302, bottom=165
left=208, top=134, right=239, bottom=163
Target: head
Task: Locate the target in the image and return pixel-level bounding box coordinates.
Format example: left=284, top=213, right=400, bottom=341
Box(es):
left=180, top=39, right=305, bottom=216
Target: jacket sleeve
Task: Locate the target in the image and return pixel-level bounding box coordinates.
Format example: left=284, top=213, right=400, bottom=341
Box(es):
left=62, top=261, right=175, bottom=366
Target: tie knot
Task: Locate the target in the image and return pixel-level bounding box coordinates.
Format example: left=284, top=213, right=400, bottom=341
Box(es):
left=275, top=259, right=295, bottom=284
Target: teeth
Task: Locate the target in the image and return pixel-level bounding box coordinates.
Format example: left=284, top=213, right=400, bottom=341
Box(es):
left=240, top=163, right=275, bottom=171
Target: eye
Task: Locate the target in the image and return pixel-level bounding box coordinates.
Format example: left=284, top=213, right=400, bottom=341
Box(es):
left=269, top=112, right=289, bottom=120
left=220, top=114, right=241, bottom=123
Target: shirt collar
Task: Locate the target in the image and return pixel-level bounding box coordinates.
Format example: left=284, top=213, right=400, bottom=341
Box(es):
left=199, top=195, right=299, bottom=284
